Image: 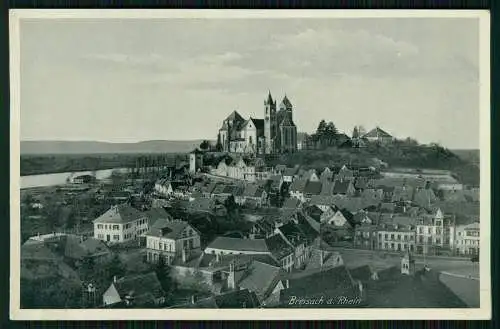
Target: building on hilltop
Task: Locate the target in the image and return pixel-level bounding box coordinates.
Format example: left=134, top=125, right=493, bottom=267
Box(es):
left=362, top=126, right=394, bottom=144
left=218, top=91, right=298, bottom=155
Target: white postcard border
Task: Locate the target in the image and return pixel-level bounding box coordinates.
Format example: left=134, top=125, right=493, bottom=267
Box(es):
left=9, top=9, right=492, bottom=320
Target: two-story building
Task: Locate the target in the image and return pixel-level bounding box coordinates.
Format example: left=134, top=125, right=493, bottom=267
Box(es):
left=376, top=216, right=416, bottom=253
left=93, top=204, right=148, bottom=244
left=415, top=208, right=445, bottom=255
left=455, top=222, right=480, bottom=256
left=145, top=219, right=201, bottom=264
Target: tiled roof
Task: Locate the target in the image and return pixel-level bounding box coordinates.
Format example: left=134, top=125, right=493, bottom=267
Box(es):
left=265, top=234, right=294, bottom=260
left=145, top=208, right=173, bottom=227
left=238, top=261, right=283, bottom=300
left=146, top=219, right=193, bottom=239
left=206, top=237, right=269, bottom=253
left=277, top=222, right=306, bottom=246
left=304, top=180, right=322, bottom=195
left=290, top=178, right=308, bottom=193
left=113, top=272, right=165, bottom=303
left=225, top=110, right=245, bottom=123
left=363, top=127, right=393, bottom=138
left=333, top=180, right=352, bottom=195
left=93, top=204, right=145, bottom=224
left=305, top=249, right=342, bottom=271
left=303, top=205, right=324, bottom=223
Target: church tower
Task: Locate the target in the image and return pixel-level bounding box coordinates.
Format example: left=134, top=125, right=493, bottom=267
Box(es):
left=280, top=94, right=293, bottom=122
left=264, top=91, right=276, bottom=154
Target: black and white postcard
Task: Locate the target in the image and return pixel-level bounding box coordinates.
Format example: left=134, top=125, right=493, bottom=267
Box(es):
left=9, top=9, right=491, bottom=320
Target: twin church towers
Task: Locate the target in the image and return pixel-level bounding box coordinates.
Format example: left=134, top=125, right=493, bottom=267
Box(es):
left=218, top=91, right=298, bottom=155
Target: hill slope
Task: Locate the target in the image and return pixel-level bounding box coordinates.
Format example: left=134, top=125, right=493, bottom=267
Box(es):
left=20, top=140, right=211, bottom=155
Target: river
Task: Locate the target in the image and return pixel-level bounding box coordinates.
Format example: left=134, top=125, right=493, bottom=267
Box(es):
left=20, top=168, right=130, bottom=189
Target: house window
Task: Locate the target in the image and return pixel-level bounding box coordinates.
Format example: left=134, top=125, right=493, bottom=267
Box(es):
left=159, top=243, right=162, bottom=250
left=397, top=234, right=401, bottom=241
left=183, top=240, right=188, bottom=248
left=385, top=234, right=388, bottom=240
left=113, top=235, right=119, bottom=241
left=436, top=228, right=442, bottom=235
left=391, top=234, right=395, bottom=240
left=391, top=243, right=395, bottom=250
left=97, top=224, right=103, bottom=229
left=113, top=225, right=119, bottom=230
left=98, top=234, right=104, bottom=239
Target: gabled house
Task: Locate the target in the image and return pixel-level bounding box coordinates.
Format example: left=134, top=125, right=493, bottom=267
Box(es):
left=241, top=184, right=268, bottom=207
left=249, top=217, right=278, bottom=239
left=305, top=237, right=343, bottom=271
left=321, top=208, right=355, bottom=229
left=154, top=178, right=174, bottom=197
left=265, top=234, right=295, bottom=272
left=274, top=220, right=316, bottom=270
left=102, top=272, right=165, bottom=307
left=145, top=219, right=201, bottom=264
left=362, top=126, right=394, bottom=144
left=303, top=180, right=323, bottom=201
left=289, top=178, right=308, bottom=202
left=320, top=167, right=334, bottom=182
left=332, top=179, right=356, bottom=196
left=93, top=204, right=148, bottom=244
left=376, top=216, right=416, bottom=253
left=354, top=223, right=377, bottom=250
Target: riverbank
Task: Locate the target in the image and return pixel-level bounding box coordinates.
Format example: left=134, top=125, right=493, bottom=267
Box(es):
left=21, top=153, right=188, bottom=176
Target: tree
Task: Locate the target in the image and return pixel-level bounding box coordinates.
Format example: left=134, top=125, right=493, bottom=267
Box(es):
left=215, top=134, right=223, bottom=152
left=352, top=126, right=359, bottom=139
left=200, top=140, right=211, bottom=151
left=325, top=122, right=338, bottom=146
left=106, top=254, right=125, bottom=280
left=155, top=255, right=174, bottom=294
left=316, top=120, right=327, bottom=138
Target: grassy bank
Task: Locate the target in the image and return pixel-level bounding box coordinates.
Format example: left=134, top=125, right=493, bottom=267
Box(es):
left=21, top=153, right=188, bottom=176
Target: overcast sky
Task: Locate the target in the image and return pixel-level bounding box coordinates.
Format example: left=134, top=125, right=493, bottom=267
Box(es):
left=19, top=17, right=480, bottom=149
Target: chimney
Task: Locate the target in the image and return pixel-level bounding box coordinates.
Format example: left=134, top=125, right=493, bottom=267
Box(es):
left=182, top=248, right=187, bottom=263
left=285, top=279, right=290, bottom=289
left=191, top=295, right=196, bottom=305
left=113, top=276, right=117, bottom=283
left=216, top=253, right=221, bottom=262
left=228, top=261, right=236, bottom=290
